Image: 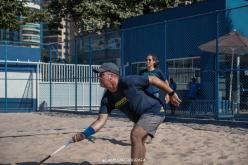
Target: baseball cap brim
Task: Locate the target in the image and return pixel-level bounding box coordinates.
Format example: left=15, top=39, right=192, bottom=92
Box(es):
left=93, top=67, right=105, bottom=73
left=93, top=62, right=119, bottom=75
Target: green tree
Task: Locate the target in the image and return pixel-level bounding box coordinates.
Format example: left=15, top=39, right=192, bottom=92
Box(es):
left=47, top=0, right=205, bottom=34
left=0, top=0, right=28, bottom=30
left=0, top=0, right=48, bottom=31
left=0, top=0, right=204, bottom=32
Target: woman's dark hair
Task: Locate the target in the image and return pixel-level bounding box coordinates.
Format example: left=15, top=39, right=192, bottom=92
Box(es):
left=147, top=53, right=158, bottom=68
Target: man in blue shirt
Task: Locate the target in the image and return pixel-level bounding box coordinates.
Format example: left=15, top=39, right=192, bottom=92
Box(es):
left=72, top=62, right=181, bottom=165
left=187, top=77, right=200, bottom=100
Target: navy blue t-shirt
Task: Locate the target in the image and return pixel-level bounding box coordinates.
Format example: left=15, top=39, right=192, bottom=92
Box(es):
left=139, top=69, right=166, bottom=95
left=99, top=75, right=163, bottom=122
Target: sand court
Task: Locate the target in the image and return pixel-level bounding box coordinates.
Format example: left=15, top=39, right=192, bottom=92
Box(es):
left=0, top=112, right=247, bottom=165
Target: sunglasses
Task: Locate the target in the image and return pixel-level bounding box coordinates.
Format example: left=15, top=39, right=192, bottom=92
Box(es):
left=146, top=58, right=153, bottom=61
left=99, top=72, right=107, bottom=77
left=99, top=72, right=111, bottom=78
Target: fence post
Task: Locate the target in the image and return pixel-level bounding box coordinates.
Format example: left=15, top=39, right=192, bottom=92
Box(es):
left=75, top=39, right=78, bottom=111
left=4, top=41, right=8, bottom=112
left=88, top=32, right=93, bottom=112
left=215, top=13, right=220, bottom=119
left=120, top=30, right=124, bottom=75
left=236, top=55, right=240, bottom=114
left=36, top=62, right=39, bottom=111
left=49, top=45, right=52, bottom=111
left=164, top=21, right=168, bottom=77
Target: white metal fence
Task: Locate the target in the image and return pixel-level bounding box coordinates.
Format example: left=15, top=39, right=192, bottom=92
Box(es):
left=37, top=63, right=104, bottom=111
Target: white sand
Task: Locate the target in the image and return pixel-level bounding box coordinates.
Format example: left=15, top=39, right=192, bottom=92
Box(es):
left=0, top=112, right=247, bottom=165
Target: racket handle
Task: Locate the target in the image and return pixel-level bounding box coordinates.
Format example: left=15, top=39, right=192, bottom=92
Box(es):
left=87, top=136, right=96, bottom=143
left=39, top=155, right=51, bottom=164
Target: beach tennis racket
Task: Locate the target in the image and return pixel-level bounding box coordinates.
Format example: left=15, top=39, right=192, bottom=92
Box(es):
left=39, top=139, right=73, bottom=164
left=39, top=136, right=95, bottom=164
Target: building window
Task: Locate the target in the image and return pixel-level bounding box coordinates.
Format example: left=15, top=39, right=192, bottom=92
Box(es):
left=167, top=57, right=200, bottom=90
left=131, top=62, right=146, bottom=75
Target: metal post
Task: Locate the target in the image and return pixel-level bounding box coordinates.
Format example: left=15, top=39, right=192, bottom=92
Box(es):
left=229, top=48, right=235, bottom=101
left=120, top=30, right=130, bottom=76
left=215, top=14, right=220, bottom=119
left=49, top=44, right=52, bottom=111
left=237, top=55, right=240, bottom=114
left=4, top=41, right=8, bottom=112
left=88, top=32, right=93, bottom=112
left=80, top=32, right=84, bottom=109
left=36, top=62, right=39, bottom=111
left=164, top=21, right=168, bottom=78
left=75, top=38, right=78, bottom=111
left=120, top=30, right=124, bottom=75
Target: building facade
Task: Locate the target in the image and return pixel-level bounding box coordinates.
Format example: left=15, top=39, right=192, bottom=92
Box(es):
left=0, top=0, right=41, bottom=48
left=20, top=0, right=41, bottom=47
left=41, top=1, right=73, bottom=63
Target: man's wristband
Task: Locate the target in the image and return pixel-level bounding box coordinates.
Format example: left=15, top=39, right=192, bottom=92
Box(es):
left=82, top=127, right=95, bottom=138
left=168, top=91, right=175, bottom=96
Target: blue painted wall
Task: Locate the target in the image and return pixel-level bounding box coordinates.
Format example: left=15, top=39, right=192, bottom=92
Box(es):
left=123, top=23, right=166, bottom=73
left=121, top=0, right=226, bottom=75
left=121, top=0, right=248, bottom=69
left=0, top=98, right=36, bottom=112
left=0, top=45, right=41, bottom=62
left=121, top=0, right=248, bottom=103
left=122, top=0, right=225, bottom=29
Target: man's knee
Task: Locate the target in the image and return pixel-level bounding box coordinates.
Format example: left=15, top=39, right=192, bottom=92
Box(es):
left=131, top=126, right=147, bottom=142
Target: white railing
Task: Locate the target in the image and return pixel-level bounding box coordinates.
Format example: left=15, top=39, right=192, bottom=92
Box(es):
left=37, top=63, right=104, bottom=111
left=168, top=67, right=201, bottom=90
left=38, top=63, right=100, bottom=83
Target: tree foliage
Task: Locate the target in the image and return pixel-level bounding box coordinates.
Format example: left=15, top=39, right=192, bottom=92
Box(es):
left=0, top=0, right=28, bottom=30
left=0, top=0, right=49, bottom=31
left=46, top=0, right=204, bottom=34
left=0, top=0, right=205, bottom=33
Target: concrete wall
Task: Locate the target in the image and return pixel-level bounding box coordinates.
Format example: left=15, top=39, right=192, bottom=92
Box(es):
left=0, top=65, right=37, bottom=111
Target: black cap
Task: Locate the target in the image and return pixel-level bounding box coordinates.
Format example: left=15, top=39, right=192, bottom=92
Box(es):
left=93, top=62, right=119, bottom=75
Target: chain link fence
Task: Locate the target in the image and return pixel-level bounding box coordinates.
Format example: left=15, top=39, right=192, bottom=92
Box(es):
left=1, top=4, right=248, bottom=120
left=121, top=4, right=248, bottom=119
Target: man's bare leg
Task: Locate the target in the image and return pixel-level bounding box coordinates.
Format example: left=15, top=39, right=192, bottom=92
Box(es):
left=130, top=126, right=147, bottom=165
